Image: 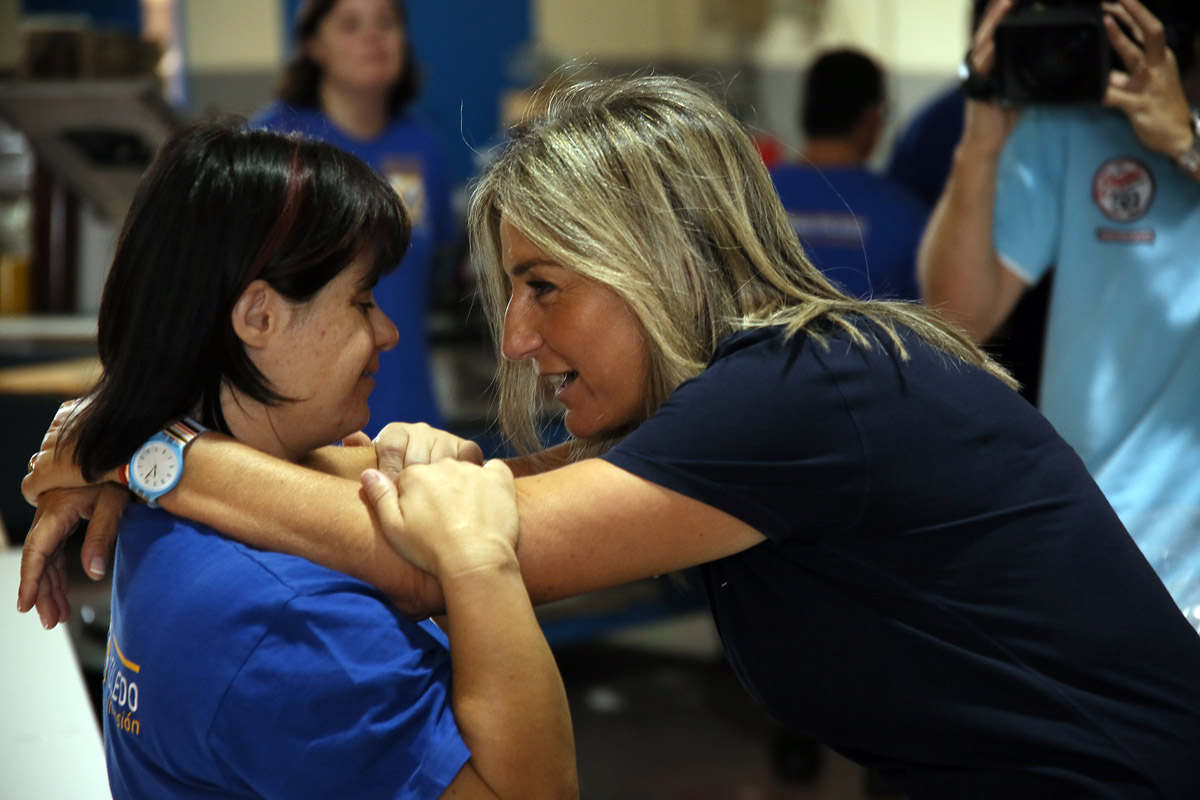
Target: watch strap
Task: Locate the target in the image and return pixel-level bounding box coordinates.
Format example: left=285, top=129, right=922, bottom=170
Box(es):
left=164, top=417, right=206, bottom=447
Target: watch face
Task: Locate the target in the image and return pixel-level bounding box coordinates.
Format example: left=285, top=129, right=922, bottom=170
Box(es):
left=132, top=441, right=180, bottom=492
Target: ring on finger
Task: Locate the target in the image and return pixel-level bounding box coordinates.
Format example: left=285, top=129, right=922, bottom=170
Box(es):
left=27, top=452, right=38, bottom=473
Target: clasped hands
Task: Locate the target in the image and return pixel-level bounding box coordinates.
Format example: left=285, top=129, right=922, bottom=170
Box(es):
left=17, top=401, right=498, bottom=630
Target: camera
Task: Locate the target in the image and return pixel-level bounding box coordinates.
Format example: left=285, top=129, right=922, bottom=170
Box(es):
left=971, top=0, right=1199, bottom=105
left=993, top=3, right=1109, bottom=104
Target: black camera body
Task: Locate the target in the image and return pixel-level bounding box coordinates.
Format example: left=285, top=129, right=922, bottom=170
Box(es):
left=993, top=3, right=1109, bottom=104
left=974, top=0, right=1199, bottom=106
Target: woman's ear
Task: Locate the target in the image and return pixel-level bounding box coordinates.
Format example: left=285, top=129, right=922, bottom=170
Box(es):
left=231, top=279, right=287, bottom=348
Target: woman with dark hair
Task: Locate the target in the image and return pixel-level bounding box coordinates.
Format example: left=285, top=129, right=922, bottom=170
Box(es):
left=254, top=0, right=455, bottom=434
left=54, top=119, right=574, bottom=800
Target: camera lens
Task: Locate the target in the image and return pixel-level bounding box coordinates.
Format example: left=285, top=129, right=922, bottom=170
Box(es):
left=994, top=6, right=1110, bottom=104
left=1013, top=24, right=1100, bottom=98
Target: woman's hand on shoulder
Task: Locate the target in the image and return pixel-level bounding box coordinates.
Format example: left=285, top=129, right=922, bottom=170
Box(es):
left=17, top=484, right=128, bottom=628
left=20, top=399, right=103, bottom=505
left=372, top=422, right=484, bottom=480
left=359, top=459, right=518, bottom=581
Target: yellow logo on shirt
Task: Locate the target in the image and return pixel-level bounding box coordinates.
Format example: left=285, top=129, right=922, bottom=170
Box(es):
left=383, top=158, right=428, bottom=227
left=104, top=635, right=142, bottom=736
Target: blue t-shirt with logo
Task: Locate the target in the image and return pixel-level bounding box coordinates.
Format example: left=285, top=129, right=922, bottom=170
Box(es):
left=770, top=164, right=926, bottom=300
left=994, top=105, right=1200, bottom=627
left=103, top=505, right=469, bottom=799
left=253, top=103, right=457, bottom=434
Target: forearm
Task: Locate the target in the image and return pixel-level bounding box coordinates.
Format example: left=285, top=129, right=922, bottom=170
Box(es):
left=444, top=561, right=576, bottom=799
left=917, top=140, right=1012, bottom=342
left=160, top=435, right=440, bottom=611
left=503, top=440, right=577, bottom=478
left=298, top=443, right=377, bottom=479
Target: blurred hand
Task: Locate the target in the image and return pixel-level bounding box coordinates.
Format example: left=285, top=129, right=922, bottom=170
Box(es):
left=17, top=484, right=127, bottom=629
left=962, top=0, right=1024, bottom=155
left=1101, top=0, right=1194, bottom=158
left=373, top=422, right=484, bottom=482
left=360, top=459, right=518, bottom=580
left=21, top=399, right=94, bottom=505
left=341, top=431, right=373, bottom=448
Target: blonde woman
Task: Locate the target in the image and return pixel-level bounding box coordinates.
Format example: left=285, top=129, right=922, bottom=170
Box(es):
left=23, top=76, right=1200, bottom=799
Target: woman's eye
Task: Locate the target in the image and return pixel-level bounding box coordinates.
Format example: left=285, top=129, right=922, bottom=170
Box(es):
left=356, top=301, right=376, bottom=315
left=528, top=280, right=556, bottom=297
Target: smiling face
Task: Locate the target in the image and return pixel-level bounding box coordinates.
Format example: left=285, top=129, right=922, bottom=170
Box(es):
left=307, top=0, right=405, bottom=96
left=238, top=259, right=399, bottom=460
left=499, top=219, right=651, bottom=440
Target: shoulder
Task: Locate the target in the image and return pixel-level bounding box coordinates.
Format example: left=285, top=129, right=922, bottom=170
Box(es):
left=768, top=163, right=815, bottom=189
left=381, top=115, right=442, bottom=150
left=641, top=325, right=877, bottom=446
left=846, top=171, right=928, bottom=218
left=1010, top=105, right=1126, bottom=149
left=120, top=506, right=385, bottom=606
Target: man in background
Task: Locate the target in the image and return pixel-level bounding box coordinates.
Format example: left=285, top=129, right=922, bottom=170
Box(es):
left=920, top=0, right=1200, bottom=629
left=771, top=48, right=927, bottom=300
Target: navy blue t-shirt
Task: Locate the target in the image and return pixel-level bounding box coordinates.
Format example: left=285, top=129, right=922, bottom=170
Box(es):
left=604, top=323, right=1200, bottom=799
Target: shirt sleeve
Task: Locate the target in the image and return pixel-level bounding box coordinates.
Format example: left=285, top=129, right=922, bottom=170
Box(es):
left=994, top=107, right=1069, bottom=284
left=602, top=331, right=868, bottom=541
left=206, top=590, right=469, bottom=800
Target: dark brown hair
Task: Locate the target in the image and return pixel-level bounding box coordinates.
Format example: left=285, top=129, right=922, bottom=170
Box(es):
left=277, top=0, right=421, bottom=117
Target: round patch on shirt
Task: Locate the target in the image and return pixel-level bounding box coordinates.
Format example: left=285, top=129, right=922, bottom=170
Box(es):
left=1091, top=157, right=1155, bottom=222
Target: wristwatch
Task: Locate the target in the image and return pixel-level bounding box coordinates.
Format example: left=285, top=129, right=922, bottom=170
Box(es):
left=122, top=418, right=207, bottom=507
left=1175, top=110, right=1200, bottom=173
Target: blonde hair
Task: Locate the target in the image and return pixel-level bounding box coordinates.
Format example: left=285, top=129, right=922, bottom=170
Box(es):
left=469, top=74, right=1014, bottom=461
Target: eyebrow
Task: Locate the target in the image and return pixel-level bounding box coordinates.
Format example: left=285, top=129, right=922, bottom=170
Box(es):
left=508, top=259, right=559, bottom=277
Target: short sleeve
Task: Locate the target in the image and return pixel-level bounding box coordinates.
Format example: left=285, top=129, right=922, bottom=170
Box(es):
left=207, top=590, right=469, bottom=799
left=994, top=108, right=1069, bottom=284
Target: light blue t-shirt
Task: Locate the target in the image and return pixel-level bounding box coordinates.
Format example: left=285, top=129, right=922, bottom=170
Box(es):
left=103, top=505, right=470, bottom=799
left=995, top=105, right=1200, bottom=628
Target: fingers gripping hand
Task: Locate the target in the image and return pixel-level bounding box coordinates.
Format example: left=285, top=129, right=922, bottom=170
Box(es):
left=373, top=422, right=485, bottom=481
left=341, top=431, right=373, bottom=448
left=360, top=460, right=518, bottom=579
left=1101, top=0, right=1192, bottom=156
left=961, top=0, right=1023, bottom=153
left=22, top=399, right=90, bottom=505
left=81, top=484, right=127, bottom=580
left=969, top=0, right=1015, bottom=78
left=18, top=486, right=93, bottom=625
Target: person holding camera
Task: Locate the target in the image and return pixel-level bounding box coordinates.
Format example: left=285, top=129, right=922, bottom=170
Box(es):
left=919, top=0, right=1200, bottom=631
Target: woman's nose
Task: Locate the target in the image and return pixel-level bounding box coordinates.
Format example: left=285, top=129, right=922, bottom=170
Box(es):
left=501, top=296, right=541, bottom=361
left=374, top=307, right=399, bottom=352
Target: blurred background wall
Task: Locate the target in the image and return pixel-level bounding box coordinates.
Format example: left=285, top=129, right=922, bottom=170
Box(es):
left=0, top=0, right=970, bottom=540
left=0, top=0, right=970, bottom=313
